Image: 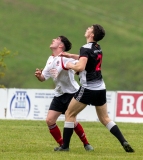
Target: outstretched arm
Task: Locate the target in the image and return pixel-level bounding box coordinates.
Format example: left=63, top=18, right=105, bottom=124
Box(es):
left=35, top=68, right=45, bottom=82
left=60, top=52, right=79, bottom=60
left=66, top=57, right=87, bottom=72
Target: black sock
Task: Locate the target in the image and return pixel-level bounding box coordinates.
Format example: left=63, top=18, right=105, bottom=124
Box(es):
left=62, top=127, right=74, bottom=149
left=110, top=125, right=127, bottom=146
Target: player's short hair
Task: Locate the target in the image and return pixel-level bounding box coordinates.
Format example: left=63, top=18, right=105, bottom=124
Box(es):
left=92, top=24, right=105, bottom=42
left=59, top=36, right=72, bottom=51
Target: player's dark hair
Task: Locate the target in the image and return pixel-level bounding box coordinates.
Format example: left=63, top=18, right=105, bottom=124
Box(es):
left=92, top=24, right=105, bottom=42
left=59, top=36, right=72, bottom=51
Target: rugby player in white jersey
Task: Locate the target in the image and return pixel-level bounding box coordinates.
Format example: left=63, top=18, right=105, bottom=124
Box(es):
left=35, top=36, right=93, bottom=151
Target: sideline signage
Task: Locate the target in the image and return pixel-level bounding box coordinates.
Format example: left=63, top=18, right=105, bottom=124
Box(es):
left=115, top=91, right=143, bottom=123
left=6, top=88, right=55, bottom=120
left=5, top=89, right=116, bottom=121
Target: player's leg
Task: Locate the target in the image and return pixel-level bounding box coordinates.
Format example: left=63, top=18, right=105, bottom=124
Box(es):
left=46, top=96, right=65, bottom=147
left=95, top=103, right=134, bottom=152
left=74, top=121, right=94, bottom=151
left=59, top=92, right=93, bottom=150
left=61, top=97, right=87, bottom=150
left=46, top=110, right=63, bottom=147
left=55, top=89, right=93, bottom=151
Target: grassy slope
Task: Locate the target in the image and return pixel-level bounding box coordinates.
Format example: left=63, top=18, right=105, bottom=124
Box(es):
left=0, top=0, right=143, bottom=90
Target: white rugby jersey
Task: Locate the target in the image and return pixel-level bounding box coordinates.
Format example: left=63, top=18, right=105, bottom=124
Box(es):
left=42, top=54, right=79, bottom=97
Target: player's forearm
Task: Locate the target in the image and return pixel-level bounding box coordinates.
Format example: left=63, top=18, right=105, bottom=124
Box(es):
left=62, top=52, right=79, bottom=60
left=35, top=73, right=45, bottom=82
left=35, top=68, right=45, bottom=82
left=37, top=75, right=45, bottom=82
left=68, top=63, right=84, bottom=72
left=69, top=54, right=79, bottom=60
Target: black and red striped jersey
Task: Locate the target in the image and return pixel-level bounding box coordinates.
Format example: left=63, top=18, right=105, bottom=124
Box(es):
left=78, top=42, right=106, bottom=90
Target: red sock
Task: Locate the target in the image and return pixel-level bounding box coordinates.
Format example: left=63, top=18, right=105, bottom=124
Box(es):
left=74, top=123, right=89, bottom=145
left=49, top=124, right=63, bottom=146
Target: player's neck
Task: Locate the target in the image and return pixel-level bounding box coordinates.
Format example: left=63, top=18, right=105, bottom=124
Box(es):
left=52, top=49, right=63, bottom=57
left=86, top=37, right=95, bottom=43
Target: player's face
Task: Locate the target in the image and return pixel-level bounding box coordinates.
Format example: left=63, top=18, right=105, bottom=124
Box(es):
left=50, top=37, right=63, bottom=49
left=84, top=26, right=94, bottom=38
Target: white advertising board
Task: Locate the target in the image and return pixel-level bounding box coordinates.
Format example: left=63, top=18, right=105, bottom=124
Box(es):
left=5, top=89, right=116, bottom=121
left=0, top=88, right=8, bottom=119
left=6, top=88, right=55, bottom=120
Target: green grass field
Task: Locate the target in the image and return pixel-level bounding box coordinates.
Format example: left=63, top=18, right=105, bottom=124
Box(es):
left=0, top=0, right=143, bottom=91
left=0, top=120, right=142, bottom=160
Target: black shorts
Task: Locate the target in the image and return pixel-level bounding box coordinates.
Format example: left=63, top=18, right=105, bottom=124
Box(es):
left=49, top=93, right=75, bottom=114
left=74, top=86, right=106, bottom=106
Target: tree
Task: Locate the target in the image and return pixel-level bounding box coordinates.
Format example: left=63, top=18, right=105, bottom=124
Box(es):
left=0, top=48, right=17, bottom=88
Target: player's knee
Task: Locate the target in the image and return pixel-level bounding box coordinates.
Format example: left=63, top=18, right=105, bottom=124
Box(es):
left=46, top=117, right=55, bottom=126
left=98, top=116, right=111, bottom=126
left=65, top=110, right=75, bottom=119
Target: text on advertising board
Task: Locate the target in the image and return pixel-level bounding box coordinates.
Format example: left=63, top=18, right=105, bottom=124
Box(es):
left=116, top=92, right=143, bottom=117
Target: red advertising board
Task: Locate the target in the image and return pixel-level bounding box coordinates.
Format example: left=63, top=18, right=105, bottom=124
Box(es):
left=115, top=91, right=143, bottom=122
